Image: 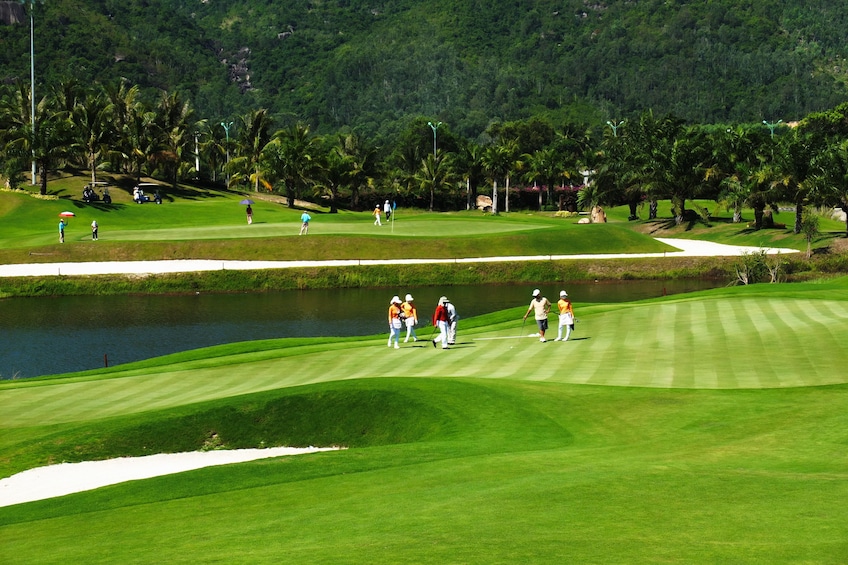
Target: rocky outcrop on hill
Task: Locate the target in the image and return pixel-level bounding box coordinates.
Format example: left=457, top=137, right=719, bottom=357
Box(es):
left=0, top=2, right=26, bottom=25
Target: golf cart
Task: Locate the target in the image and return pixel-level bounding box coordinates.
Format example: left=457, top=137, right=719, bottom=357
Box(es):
left=82, top=181, right=111, bottom=203
left=134, top=183, right=164, bottom=204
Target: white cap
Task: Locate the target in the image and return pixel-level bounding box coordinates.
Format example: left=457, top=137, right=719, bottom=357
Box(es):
left=391, top=295, right=401, bottom=304
left=405, top=294, right=414, bottom=302
left=439, top=296, right=448, bottom=304
left=560, top=290, right=568, bottom=297
left=532, top=289, right=541, bottom=297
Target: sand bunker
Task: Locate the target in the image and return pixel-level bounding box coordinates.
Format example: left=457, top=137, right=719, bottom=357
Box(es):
left=0, top=447, right=340, bottom=508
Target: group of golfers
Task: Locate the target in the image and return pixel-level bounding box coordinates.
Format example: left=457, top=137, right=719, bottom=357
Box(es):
left=522, top=288, right=575, bottom=343
left=387, top=294, right=458, bottom=350
left=387, top=288, right=575, bottom=349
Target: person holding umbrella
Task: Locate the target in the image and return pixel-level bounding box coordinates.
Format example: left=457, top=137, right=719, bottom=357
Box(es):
left=58, top=211, right=75, bottom=243
left=240, top=199, right=255, bottom=224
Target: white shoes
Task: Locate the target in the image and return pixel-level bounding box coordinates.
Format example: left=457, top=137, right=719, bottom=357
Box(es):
left=394, top=344, right=400, bottom=349
left=554, top=338, right=562, bottom=341
left=539, top=338, right=547, bottom=343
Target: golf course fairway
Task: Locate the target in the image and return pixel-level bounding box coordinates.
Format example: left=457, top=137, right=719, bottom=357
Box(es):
left=1, top=279, right=848, bottom=563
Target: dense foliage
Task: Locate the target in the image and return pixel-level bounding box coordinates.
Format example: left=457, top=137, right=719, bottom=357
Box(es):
left=2, top=0, right=848, bottom=140
left=5, top=1, right=848, bottom=223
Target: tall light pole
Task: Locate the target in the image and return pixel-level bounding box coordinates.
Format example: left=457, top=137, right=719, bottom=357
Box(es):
left=220, top=121, right=233, bottom=185
left=194, top=131, right=201, bottom=177
left=427, top=121, right=442, bottom=159
left=763, top=119, right=783, bottom=139
left=23, top=0, right=38, bottom=184
left=606, top=120, right=624, bottom=137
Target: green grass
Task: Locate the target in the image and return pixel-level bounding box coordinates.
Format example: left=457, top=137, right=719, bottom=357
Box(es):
left=634, top=199, right=848, bottom=251
left=2, top=280, right=848, bottom=563
left=4, top=174, right=841, bottom=265
left=3, top=175, right=848, bottom=562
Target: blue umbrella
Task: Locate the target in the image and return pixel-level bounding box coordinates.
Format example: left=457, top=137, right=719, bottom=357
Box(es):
left=239, top=199, right=254, bottom=205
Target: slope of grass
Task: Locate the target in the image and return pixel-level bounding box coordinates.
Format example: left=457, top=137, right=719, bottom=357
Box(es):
left=2, top=281, right=848, bottom=562
left=0, top=184, right=671, bottom=262
left=1, top=378, right=847, bottom=563
left=5, top=176, right=838, bottom=264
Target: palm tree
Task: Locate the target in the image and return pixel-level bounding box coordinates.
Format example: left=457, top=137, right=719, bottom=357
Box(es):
left=481, top=140, right=516, bottom=214
left=0, top=82, right=36, bottom=185
left=704, top=126, right=769, bottom=224
left=70, top=85, right=114, bottom=185
left=152, top=91, right=195, bottom=189
left=264, top=123, right=321, bottom=208
left=337, top=133, right=379, bottom=210
left=24, top=101, right=74, bottom=195
left=105, top=83, right=155, bottom=183
left=414, top=151, right=452, bottom=211
left=552, top=125, right=592, bottom=209
left=196, top=120, right=227, bottom=183
left=767, top=128, right=819, bottom=234
left=810, top=139, right=848, bottom=236
left=522, top=147, right=557, bottom=210
left=453, top=139, right=485, bottom=210
left=229, top=108, right=272, bottom=192
left=638, top=114, right=709, bottom=225
left=318, top=143, right=347, bottom=214
left=593, top=125, right=644, bottom=219
left=0, top=89, right=29, bottom=189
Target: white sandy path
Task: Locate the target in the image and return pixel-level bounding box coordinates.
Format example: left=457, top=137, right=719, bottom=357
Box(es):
left=0, top=238, right=798, bottom=278
left=0, top=447, right=341, bottom=508
left=0, top=237, right=798, bottom=508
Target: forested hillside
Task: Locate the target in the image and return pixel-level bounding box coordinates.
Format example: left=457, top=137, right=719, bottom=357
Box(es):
left=2, top=0, right=848, bottom=139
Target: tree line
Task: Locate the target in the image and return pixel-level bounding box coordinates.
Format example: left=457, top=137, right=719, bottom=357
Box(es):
left=3, top=0, right=848, bottom=141
left=3, top=80, right=848, bottom=238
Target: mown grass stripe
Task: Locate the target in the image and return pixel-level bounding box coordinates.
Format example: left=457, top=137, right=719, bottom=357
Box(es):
left=693, top=300, right=727, bottom=388
left=672, top=302, right=697, bottom=388
left=649, top=304, right=676, bottom=387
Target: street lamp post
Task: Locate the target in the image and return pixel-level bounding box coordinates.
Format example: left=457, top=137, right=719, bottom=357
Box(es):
left=427, top=121, right=442, bottom=159
left=763, top=119, right=783, bottom=139
left=220, top=121, right=233, bottom=185
left=194, top=132, right=201, bottom=178
left=606, top=120, right=624, bottom=137
left=22, top=0, right=39, bottom=184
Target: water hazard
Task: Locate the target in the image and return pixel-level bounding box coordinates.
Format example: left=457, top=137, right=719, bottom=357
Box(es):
left=1, top=279, right=723, bottom=379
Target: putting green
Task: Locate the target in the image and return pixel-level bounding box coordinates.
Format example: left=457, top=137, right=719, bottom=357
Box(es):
left=3, top=294, right=848, bottom=430
left=90, top=217, right=551, bottom=241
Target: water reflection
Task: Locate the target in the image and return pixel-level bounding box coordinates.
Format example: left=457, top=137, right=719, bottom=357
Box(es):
left=0, top=279, right=721, bottom=379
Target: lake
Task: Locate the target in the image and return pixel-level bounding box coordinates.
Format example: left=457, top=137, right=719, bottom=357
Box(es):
left=0, top=279, right=723, bottom=379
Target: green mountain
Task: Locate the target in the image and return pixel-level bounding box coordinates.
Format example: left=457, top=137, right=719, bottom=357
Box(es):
left=2, top=0, right=848, bottom=138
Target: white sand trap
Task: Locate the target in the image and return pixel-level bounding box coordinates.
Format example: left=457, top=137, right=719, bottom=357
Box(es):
left=0, top=446, right=341, bottom=508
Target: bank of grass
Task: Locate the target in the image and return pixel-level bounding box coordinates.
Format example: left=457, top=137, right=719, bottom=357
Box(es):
left=2, top=280, right=848, bottom=562
left=629, top=198, right=848, bottom=249
left=5, top=251, right=848, bottom=298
